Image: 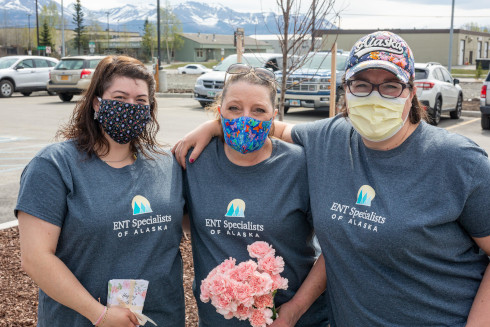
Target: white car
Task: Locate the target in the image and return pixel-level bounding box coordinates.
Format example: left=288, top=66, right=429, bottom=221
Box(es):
left=414, top=62, right=463, bottom=125
left=177, top=64, right=211, bottom=75
left=480, top=71, right=490, bottom=130
left=0, top=55, right=59, bottom=97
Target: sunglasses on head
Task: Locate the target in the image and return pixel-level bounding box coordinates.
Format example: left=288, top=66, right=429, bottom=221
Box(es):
left=225, top=63, right=276, bottom=83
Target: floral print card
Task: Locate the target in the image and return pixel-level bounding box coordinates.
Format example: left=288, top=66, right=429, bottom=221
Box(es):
left=107, top=279, right=149, bottom=314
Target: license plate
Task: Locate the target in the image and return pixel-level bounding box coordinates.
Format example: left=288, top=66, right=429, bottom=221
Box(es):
left=289, top=99, right=301, bottom=106
left=61, top=75, right=69, bottom=81
left=207, top=91, right=216, bottom=97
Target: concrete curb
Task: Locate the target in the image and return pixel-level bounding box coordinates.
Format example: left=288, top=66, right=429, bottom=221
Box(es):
left=0, top=220, right=18, bottom=231
left=461, top=110, right=481, bottom=118
left=156, top=93, right=193, bottom=98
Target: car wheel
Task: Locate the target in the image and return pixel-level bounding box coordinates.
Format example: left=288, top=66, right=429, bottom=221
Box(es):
left=182, top=71, right=186, bottom=74
left=430, top=97, right=442, bottom=125
left=0, top=80, right=14, bottom=97
left=450, top=94, right=462, bottom=119
left=21, top=92, right=32, bottom=96
left=47, top=91, right=56, bottom=96
left=58, top=93, right=73, bottom=102
left=199, top=101, right=209, bottom=108
left=482, top=114, right=490, bottom=130
left=283, top=106, right=290, bottom=114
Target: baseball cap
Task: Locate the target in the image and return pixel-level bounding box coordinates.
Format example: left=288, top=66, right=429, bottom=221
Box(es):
left=345, top=31, right=414, bottom=83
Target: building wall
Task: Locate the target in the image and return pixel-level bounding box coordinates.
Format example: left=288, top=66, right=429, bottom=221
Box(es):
left=319, top=29, right=490, bottom=67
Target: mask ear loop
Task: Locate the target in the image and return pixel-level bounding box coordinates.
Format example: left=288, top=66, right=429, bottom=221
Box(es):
left=94, top=97, right=102, bottom=120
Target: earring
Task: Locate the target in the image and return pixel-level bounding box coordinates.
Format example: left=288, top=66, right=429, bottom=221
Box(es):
left=94, top=111, right=99, bottom=120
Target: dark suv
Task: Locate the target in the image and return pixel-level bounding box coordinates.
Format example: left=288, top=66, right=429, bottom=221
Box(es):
left=47, top=56, right=105, bottom=102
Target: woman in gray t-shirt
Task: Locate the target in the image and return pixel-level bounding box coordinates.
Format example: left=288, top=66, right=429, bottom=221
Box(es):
left=16, top=56, right=185, bottom=327
left=180, top=64, right=329, bottom=326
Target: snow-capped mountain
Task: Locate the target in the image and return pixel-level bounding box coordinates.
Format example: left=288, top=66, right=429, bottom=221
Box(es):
left=0, top=0, right=337, bottom=35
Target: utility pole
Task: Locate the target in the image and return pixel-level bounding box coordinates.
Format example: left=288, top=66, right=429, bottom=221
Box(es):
left=106, top=11, right=110, bottom=53
left=448, top=0, right=455, bottom=71
left=310, top=0, right=316, bottom=52
left=235, top=28, right=244, bottom=63
left=157, top=0, right=162, bottom=69
left=35, top=0, right=39, bottom=53
left=61, top=0, right=65, bottom=57
left=28, top=14, right=31, bottom=53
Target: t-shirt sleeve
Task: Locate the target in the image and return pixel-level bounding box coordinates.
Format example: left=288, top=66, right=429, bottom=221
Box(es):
left=15, top=157, right=69, bottom=227
left=458, top=157, right=490, bottom=238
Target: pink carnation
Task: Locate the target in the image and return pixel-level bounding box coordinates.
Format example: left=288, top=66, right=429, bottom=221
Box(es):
left=249, top=308, right=274, bottom=327
left=253, top=294, right=274, bottom=309
left=249, top=271, right=273, bottom=296
left=271, top=274, right=289, bottom=292
left=259, top=255, right=285, bottom=275
left=230, top=260, right=258, bottom=282
left=247, top=241, right=275, bottom=259
left=235, top=304, right=252, bottom=320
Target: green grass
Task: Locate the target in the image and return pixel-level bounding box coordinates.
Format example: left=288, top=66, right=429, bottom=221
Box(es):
left=451, top=68, right=489, bottom=78
left=165, top=61, right=218, bottom=69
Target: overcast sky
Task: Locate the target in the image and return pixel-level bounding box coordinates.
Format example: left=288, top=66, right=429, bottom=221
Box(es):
left=57, top=0, right=490, bottom=30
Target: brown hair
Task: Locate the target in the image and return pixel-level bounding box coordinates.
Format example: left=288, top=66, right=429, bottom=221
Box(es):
left=340, top=77, right=428, bottom=124
left=207, top=71, right=278, bottom=137
left=57, top=55, right=163, bottom=158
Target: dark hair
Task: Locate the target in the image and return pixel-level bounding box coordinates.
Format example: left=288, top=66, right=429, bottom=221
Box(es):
left=208, top=71, right=277, bottom=138
left=57, top=55, right=163, bottom=158
left=339, top=76, right=428, bottom=124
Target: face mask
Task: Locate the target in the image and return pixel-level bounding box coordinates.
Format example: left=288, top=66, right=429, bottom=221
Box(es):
left=221, top=115, right=273, bottom=154
left=96, top=98, right=151, bottom=144
left=346, top=91, right=409, bottom=142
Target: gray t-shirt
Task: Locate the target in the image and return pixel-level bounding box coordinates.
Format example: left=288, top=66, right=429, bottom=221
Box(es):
left=15, top=141, right=185, bottom=327
left=292, top=116, right=490, bottom=327
left=184, top=138, right=329, bottom=327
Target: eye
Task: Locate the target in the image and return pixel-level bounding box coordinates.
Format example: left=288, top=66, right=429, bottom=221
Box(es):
left=254, top=107, right=267, bottom=114
left=227, top=105, right=240, bottom=111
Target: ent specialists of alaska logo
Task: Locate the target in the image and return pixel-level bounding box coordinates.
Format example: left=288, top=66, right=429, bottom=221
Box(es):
left=329, top=185, right=387, bottom=233
left=204, top=199, right=265, bottom=239
left=111, top=195, right=172, bottom=238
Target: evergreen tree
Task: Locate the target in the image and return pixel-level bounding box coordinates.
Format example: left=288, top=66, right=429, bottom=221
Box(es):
left=72, top=0, right=85, bottom=54
left=39, top=21, right=53, bottom=49
left=142, top=18, right=156, bottom=62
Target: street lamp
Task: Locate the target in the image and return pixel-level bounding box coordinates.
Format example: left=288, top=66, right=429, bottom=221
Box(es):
left=157, top=0, right=162, bottom=69
left=61, top=0, right=65, bottom=57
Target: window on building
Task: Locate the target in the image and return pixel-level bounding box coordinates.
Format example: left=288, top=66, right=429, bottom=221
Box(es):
left=196, top=49, right=203, bottom=57
left=485, top=42, right=489, bottom=58
left=477, top=41, right=482, bottom=59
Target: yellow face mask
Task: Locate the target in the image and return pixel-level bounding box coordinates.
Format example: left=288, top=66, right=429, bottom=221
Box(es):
left=346, top=91, right=409, bottom=142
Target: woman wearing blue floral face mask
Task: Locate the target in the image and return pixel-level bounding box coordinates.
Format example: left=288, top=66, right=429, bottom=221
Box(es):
left=15, top=56, right=186, bottom=327
left=174, top=31, right=490, bottom=327
left=182, top=64, right=329, bottom=327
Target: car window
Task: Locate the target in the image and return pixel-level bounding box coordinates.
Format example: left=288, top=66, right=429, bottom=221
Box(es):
left=34, top=59, right=49, bottom=68
left=0, top=57, right=20, bottom=69
left=440, top=68, right=453, bottom=83
left=46, top=60, right=57, bottom=67
left=188, top=66, right=197, bottom=69
left=88, top=60, right=101, bottom=69
left=55, top=59, right=84, bottom=70
left=302, top=53, right=348, bottom=71
left=432, top=68, right=443, bottom=81
left=18, top=59, right=34, bottom=69
left=414, top=68, right=428, bottom=80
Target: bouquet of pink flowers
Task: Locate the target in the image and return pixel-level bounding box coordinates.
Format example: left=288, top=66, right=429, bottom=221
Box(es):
left=200, top=241, right=288, bottom=327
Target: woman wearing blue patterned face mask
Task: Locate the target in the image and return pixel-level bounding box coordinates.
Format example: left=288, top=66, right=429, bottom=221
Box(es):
left=181, top=64, right=330, bottom=327
left=16, top=56, right=186, bottom=327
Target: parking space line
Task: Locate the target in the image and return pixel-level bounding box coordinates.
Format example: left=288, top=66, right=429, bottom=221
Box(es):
left=445, top=118, right=480, bottom=130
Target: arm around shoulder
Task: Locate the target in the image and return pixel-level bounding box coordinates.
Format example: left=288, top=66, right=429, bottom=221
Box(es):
left=466, top=235, right=490, bottom=327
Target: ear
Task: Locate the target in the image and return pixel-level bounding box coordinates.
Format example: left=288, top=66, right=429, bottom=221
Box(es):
left=273, top=108, right=278, bottom=119
left=92, top=97, right=101, bottom=113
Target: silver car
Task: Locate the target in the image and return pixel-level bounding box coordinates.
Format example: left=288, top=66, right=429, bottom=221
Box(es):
left=0, top=55, right=59, bottom=97
left=47, top=56, right=105, bottom=102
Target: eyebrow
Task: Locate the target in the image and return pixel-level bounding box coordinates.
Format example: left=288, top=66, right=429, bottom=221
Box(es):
left=112, top=90, right=148, bottom=97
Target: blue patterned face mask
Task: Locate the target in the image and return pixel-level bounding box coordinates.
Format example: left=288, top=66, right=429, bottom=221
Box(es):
left=221, top=116, right=273, bottom=154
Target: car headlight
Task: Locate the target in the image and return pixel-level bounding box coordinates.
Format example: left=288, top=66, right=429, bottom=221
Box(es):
left=195, top=78, right=203, bottom=86
left=319, top=84, right=329, bottom=90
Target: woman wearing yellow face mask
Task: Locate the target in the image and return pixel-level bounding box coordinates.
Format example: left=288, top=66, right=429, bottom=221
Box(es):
left=173, top=31, right=490, bottom=327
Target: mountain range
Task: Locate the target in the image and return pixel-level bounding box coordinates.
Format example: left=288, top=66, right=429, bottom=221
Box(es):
left=0, top=0, right=337, bottom=35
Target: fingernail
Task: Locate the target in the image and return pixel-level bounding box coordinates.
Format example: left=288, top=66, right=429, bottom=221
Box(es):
left=190, top=158, right=195, bottom=163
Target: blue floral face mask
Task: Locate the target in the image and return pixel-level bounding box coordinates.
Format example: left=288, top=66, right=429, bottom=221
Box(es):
left=95, top=98, right=151, bottom=144
left=221, top=115, right=273, bottom=154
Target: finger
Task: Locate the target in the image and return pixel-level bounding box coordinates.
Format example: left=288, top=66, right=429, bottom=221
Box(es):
left=188, top=143, right=206, bottom=165
left=173, top=142, right=186, bottom=170
left=128, top=311, right=139, bottom=325
left=171, top=141, right=180, bottom=154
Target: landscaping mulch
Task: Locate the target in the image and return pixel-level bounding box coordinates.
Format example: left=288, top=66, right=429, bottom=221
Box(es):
left=0, top=227, right=198, bottom=327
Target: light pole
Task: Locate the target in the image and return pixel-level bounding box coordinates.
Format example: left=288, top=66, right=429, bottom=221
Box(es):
left=106, top=11, right=110, bottom=53
left=35, top=0, right=39, bottom=53
left=61, top=0, right=65, bottom=56
left=448, top=0, right=455, bottom=71
left=27, top=14, right=31, bottom=53
left=157, top=0, right=162, bottom=69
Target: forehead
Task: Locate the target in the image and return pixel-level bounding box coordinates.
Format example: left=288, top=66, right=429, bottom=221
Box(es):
left=224, top=81, right=272, bottom=100
left=105, top=76, right=149, bottom=95
left=352, top=69, right=400, bottom=83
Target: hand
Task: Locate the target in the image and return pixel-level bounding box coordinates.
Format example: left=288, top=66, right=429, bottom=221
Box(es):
left=99, top=306, right=139, bottom=327
left=172, top=120, right=221, bottom=169
left=268, top=302, right=302, bottom=327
